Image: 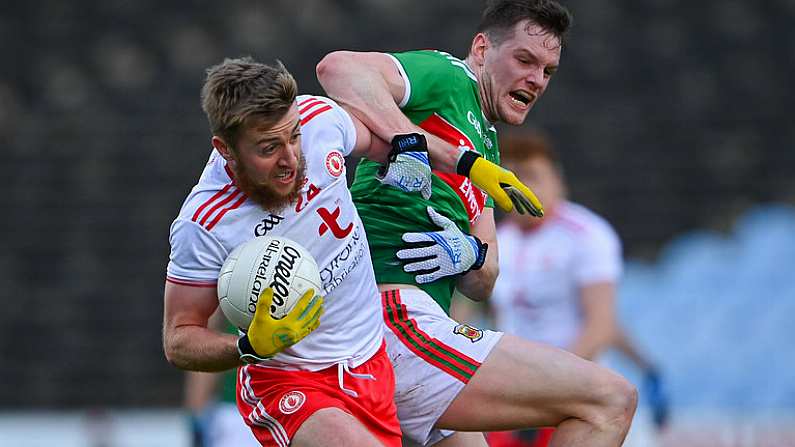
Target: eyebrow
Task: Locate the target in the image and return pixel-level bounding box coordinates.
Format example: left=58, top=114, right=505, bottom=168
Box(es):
left=255, top=120, right=301, bottom=145
left=516, top=49, right=558, bottom=70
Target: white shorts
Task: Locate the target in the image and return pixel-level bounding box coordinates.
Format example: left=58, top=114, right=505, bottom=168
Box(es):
left=381, top=288, right=503, bottom=445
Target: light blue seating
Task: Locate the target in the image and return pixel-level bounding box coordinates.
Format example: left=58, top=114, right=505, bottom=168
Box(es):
left=617, top=204, right=795, bottom=411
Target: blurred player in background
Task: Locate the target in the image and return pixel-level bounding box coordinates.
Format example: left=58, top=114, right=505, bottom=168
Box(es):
left=163, top=57, right=409, bottom=446
left=184, top=313, right=259, bottom=447
left=487, top=132, right=669, bottom=447
left=317, top=1, right=638, bottom=445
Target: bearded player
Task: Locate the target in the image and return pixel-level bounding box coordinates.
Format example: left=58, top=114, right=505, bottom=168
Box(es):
left=317, top=1, right=638, bottom=446
left=163, top=57, right=409, bottom=447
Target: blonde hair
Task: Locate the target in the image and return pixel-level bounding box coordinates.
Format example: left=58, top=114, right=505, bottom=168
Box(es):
left=201, top=57, right=297, bottom=150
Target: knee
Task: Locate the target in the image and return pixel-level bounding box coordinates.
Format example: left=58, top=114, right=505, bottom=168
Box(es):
left=599, top=373, right=638, bottom=428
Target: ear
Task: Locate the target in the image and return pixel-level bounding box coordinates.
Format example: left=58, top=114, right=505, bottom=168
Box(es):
left=212, top=136, right=234, bottom=162
left=469, top=33, right=489, bottom=67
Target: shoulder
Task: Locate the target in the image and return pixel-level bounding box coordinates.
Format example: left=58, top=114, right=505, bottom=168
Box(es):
left=390, top=50, right=476, bottom=103
left=177, top=158, right=244, bottom=233
left=297, top=94, right=348, bottom=127
left=297, top=94, right=356, bottom=160
left=557, top=202, right=620, bottom=248
left=392, top=50, right=475, bottom=79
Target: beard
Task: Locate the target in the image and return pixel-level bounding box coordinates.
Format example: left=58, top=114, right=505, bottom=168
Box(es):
left=231, top=152, right=307, bottom=213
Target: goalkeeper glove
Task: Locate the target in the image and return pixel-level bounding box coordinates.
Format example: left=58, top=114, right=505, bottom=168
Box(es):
left=237, top=287, right=324, bottom=364
left=377, top=133, right=433, bottom=200
left=396, top=206, right=488, bottom=284
left=456, top=150, right=544, bottom=216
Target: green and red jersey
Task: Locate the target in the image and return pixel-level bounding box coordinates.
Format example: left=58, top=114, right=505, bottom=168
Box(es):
left=350, top=50, right=499, bottom=313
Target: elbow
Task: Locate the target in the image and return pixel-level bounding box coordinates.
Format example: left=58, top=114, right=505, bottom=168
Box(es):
left=163, top=339, right=179, bottom=368
left=316, top=51, right=352, bottom=87
left=163, top=332, right=187, bottom=370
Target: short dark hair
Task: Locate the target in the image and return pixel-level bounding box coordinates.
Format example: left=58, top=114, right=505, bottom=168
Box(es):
left=201, top=57, right=297, bottom=150
left=477, top=0, right=572, bottom=47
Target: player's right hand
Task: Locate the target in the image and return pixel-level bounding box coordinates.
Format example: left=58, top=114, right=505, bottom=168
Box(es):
left=237, top=288, right=324, bottom=364
left=377, top=133, right=433, bottom=200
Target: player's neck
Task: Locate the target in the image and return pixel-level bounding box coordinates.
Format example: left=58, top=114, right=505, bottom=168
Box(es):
left=464, top=56, right=496, bottom=124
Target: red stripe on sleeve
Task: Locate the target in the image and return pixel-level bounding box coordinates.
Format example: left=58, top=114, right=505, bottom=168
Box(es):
left=166, top=277, right=217, bottom=288
left=298, top=96, right=319, bottom=107
left=192, top=183, right=233, bottom=222
left=206, top=194, right=248, bottom=231
left=299, top=99, right=325, bottom=114
left=199, top=188, right=241, bottom=226
left=300, top=105, right=332, bottom=126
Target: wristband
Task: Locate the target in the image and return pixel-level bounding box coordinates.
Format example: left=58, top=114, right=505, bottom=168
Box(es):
left=237, top=334, right=270, bottom=364
left=456, top=149, right=481, bottom=176
left=467, top=237, right=488, bottom=272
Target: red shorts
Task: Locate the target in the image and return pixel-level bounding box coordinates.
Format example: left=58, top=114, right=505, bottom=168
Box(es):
left=487, top=428, right=555, bottom=447
left=236, top=342, right=401, bottom=447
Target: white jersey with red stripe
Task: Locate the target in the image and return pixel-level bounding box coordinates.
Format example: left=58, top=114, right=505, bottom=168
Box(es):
left=167, top=95, right=383, bottom=371
left=491, top=201, right=623, bottom=349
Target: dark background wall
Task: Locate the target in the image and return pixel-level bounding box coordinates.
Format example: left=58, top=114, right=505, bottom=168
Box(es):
left=1, top=0, right=792, bottom=408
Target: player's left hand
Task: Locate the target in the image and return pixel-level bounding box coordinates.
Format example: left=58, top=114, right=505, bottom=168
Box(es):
left=457, top=150, right=544, bottom=216
left=237, top=287, right=324, bottom=364
left=377, top=133, right=433, bottom=200
left=396, top=206, right=488, bottom=284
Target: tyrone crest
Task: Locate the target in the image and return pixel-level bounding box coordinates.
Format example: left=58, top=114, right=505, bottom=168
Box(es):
left=279, top=391, right=306, bottom=414
left=325, top=150, right=345, bottom=178
left=453, top=323, right=483, bottom=343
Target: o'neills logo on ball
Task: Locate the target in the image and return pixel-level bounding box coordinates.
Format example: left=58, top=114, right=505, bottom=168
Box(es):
left=269, top=245, right=302, bottom=311
left=248, top=239, right=283, bottom=314
left=279, top=390, right=306, bottom=414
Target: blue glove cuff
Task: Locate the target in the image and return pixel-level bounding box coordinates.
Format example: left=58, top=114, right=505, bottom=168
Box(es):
left=465, top=236, right=488, bottom=272
left=390, top=133, right=428, bottom=159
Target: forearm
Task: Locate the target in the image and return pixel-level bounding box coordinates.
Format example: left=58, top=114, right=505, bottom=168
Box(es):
left=454, top=260, right=498, bottom=301
left=613, top=329, right=653, bottom=370
left=455, top=208, right=498, bottom=300
left=165, top=325, right=240, bottom=372
left=317, top=51, right=459, bottom=172
left=569, top=324, right=615, bottom=360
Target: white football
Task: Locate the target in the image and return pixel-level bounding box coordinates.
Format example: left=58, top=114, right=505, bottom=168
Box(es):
left=217, top=236, right=322, bottom=330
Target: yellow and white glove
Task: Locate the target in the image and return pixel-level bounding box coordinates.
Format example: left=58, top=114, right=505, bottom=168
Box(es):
left=237, top=288, right=324, bottom=364
left=456, top=150, right=544, bottom=217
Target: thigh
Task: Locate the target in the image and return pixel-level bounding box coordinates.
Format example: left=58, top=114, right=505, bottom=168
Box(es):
left=432, top=431, right=488, bottom=447
left=237, top=347, right=400, bottom=447
left=437, top=334, right=627, bottom=431
left=382, top=289, right=501, bottom=445
left=292, top=408, right=383, bottom=447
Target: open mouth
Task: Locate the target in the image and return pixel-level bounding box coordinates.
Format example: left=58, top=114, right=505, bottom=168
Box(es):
left=509, top=91, right=533, bottom=108
left=275, top=170, right=295, bottom=184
